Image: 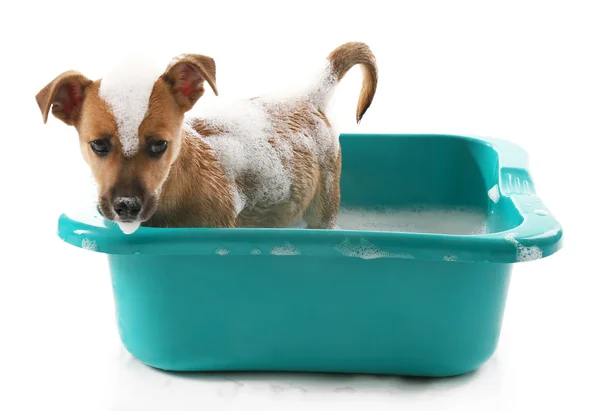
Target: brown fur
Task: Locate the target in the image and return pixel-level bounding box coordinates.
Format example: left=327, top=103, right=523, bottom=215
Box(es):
left=35, top=70, right=93, bottom=125
left=35, top=42, right=377, bottom=229
left=148, top=135, right=236, bottom=228
left=328, top=42, right=378, bottom=122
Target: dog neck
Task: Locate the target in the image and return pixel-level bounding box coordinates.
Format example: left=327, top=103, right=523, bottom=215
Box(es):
left=146, top=127, right=236, bottom=228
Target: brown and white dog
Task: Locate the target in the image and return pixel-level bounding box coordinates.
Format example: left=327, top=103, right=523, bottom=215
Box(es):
left=36, top=42, right=377, bottom=233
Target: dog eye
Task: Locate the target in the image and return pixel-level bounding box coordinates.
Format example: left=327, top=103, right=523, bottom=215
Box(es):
left=90, top=139, right=110, bottom=156
left=150, top=140, right=168, bottom=155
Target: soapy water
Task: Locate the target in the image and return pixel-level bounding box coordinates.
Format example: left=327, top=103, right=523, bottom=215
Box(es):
left=334, top=206, right=488, bottom=235
left=96, top=203, right=489, bottom=236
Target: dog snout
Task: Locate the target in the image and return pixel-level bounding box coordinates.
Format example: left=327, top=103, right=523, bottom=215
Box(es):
left=112, top=197, right=142, bottom=221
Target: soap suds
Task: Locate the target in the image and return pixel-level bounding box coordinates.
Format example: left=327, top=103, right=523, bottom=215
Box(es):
left=184, top=60, right=339, bottom=216
left=186, top=100, right=293, bottom=210
left=117, top=221, right=141, bottom=235
left=81, top=238, right=98, bottom=251
left=251, top=249, right=262, bottom=255
left=488, top=185, right=500, bottom=203
left=99, top=55, right=166, bottom=157
left=443, top=255, right=458, bottom=261
left=271, top=242, right=300, bottom=256
left=232, top=188, right=247, bottom=217
left=505, top=234, right=542, bottom=261
left=215, top=248, right=229, bottom=256
left=334, top=238, right=413, bottom=260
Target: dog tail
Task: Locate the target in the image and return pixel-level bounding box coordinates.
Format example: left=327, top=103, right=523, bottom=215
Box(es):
left=311, top=42, right=378, bottom=123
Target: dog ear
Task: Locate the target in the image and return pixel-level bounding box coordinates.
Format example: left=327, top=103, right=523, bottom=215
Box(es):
left=36, top=70, right=93, bottom=126
left=162, top=54, right=218, bottom=111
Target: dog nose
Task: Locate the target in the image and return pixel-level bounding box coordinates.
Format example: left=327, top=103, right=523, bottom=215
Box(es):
left=113, top=197, right=142, bottom=220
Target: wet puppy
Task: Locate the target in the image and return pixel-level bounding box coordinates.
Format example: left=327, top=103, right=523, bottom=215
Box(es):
left=36, top=42, right=377, bottom=233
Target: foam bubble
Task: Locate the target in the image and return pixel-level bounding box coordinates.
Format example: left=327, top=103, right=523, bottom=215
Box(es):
left=444, top=255, right=458, bottom=261
left=334, top=238, right=413, bottom=260
left=99, top=55, right=166, bottom=157
left=215, top=248, right=229, bottom=256
left=505, top=234, right=543, bottom=261
left=271, top=243, right=300, bottom=256
left=81, top=238, right=98, bottom=251
left=117, top=221, right=141, bottom=235
left=488, top=185, right=500, bottom=203
left=534, top=209, right=549, bottom=216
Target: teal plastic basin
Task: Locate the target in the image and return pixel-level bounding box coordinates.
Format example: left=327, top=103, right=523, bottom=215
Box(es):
left=58, top=134, right=563, bottom=377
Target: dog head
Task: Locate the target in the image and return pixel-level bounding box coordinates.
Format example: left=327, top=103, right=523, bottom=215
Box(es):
left=36, top=54, right=218, bottom=229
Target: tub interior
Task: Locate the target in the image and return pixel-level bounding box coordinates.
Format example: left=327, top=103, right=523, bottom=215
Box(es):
left=337, top=135, right=522, bottom=235
left=58, top=133, right=563, bottom=262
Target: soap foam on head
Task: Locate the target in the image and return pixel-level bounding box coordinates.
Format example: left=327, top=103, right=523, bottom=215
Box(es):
left=99, top=55, right=167, bottom=157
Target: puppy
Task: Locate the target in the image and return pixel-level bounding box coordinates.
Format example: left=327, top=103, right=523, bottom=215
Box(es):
left=36, top=42, right=377, bottom=232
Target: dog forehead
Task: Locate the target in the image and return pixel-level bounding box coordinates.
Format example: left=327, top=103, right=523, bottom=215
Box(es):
left=98, top=55, right=166, bottom=157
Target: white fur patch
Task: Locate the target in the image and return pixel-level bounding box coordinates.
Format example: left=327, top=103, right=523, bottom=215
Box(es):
left=99, top=56, right=166, bottom=157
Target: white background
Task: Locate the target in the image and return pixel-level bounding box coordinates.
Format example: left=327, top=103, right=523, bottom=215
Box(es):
left=1, top=1, right=598, bottom=410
